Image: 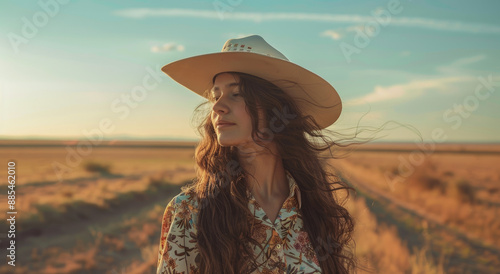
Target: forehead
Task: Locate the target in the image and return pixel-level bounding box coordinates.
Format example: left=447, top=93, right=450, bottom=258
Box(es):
left=211, top=73, right=240, bottom=92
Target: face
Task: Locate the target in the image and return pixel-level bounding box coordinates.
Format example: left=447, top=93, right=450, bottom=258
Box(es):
left=210, top=73, right=254, bottom=147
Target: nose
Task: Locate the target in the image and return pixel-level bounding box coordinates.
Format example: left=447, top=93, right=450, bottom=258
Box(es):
left=212, top=96, right=229, bottom=114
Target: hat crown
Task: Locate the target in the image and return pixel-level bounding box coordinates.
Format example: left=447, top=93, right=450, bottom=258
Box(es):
left=221, top=35, right=289, bottom=61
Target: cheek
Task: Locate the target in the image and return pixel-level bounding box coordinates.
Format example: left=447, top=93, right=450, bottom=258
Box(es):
left=210, top=113, right=215, bottom=125
left=238, top=106, right=253, bottom=126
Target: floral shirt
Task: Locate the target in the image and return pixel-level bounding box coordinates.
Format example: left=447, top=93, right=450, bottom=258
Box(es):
left=156, top=170, right=322, bottom=273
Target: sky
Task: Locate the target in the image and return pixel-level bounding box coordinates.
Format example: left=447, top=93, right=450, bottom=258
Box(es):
left=1, top=0, right=499, bottom=143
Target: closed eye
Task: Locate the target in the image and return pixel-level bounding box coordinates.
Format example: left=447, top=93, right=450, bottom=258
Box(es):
left=212, top=93, right=240, bottom=101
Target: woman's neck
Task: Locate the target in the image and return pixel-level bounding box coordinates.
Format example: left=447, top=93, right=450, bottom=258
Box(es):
left=237, top=142, right=288, bottom=202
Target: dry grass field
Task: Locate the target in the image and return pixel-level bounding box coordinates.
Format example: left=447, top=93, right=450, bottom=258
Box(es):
left=0, top=140, right=499, bottom=273
left=330, top=143, right=500, bottom=274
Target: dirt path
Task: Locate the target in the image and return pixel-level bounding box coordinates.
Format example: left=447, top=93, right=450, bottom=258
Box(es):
left=334, top=164, right=500, bottom=274
left=15, top=181, right=182, bottom=273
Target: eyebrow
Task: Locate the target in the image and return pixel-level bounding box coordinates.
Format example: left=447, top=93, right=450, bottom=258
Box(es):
left=211, top=82, right=240, bottom=92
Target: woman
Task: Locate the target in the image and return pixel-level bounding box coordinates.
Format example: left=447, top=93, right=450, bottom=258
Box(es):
left=157, top=35, right=358, bottom=273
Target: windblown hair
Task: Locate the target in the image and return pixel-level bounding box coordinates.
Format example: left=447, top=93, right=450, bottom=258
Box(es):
left=180, top=71, right=369, bottom=273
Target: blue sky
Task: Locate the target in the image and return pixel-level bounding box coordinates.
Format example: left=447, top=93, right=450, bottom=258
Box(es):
left=1, top=0, right=499, bottom=143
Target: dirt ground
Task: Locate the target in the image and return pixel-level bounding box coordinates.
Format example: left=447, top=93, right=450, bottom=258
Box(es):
left=0, top=140, right=498, bottom=273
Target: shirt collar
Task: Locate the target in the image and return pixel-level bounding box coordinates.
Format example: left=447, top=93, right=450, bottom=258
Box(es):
left=285, top=169, right=302, bottom=209
left=245, top=169, right=302, bottom=209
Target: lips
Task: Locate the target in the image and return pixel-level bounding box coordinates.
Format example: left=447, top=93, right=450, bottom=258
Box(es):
left=216, top=120, right=236, bottom=129
left=217, top=123, right=235, bottom=128
left=216, top=120, right=236, bottom=126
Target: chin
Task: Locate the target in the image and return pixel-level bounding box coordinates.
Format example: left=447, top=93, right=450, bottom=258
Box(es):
left=218, top=133, right=253, bottom=147
left=217, top=136, right=239, bottom=147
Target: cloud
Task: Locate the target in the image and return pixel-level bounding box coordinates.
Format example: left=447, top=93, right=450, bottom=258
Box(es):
left=436, top=55, right=486, bottom=74
left=151, top=42, right=185, bottom=53
left=346, top=76, right=474, bottom=106
left=346, top=25, right=365, bottom=32
left=321, top=24, right=379, bottom=41
left=345, top=55, right=490, bottom=106
left=321, top=30, right=342, bottom=40
left=236, top=33, right=253, bottom=38
left=113, top=9, right=500, bottom=34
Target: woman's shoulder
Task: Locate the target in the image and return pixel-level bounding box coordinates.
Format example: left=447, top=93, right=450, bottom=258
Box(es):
left=158, top=189, right=200, bottom=273
left=173, top=187, right=198, bottom=204
left=164, top=188, right=200, bottom=218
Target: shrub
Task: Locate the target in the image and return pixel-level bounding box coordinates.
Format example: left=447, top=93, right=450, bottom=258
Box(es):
left=83, top=161, right=111, bottom=174
left=417, top=175, right=448, bottom=194
left=447, top=179, right=476, bottom=204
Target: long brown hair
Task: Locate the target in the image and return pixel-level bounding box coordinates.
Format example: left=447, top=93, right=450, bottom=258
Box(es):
left=180, top=71, right=365, bottom=273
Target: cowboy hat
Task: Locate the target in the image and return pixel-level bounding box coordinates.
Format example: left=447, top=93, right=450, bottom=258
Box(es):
left=161, top=35, right=342, bottom=129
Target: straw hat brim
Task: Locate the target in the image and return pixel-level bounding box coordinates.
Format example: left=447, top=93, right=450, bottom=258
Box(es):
left=161, top=51, right=342, bottom=129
